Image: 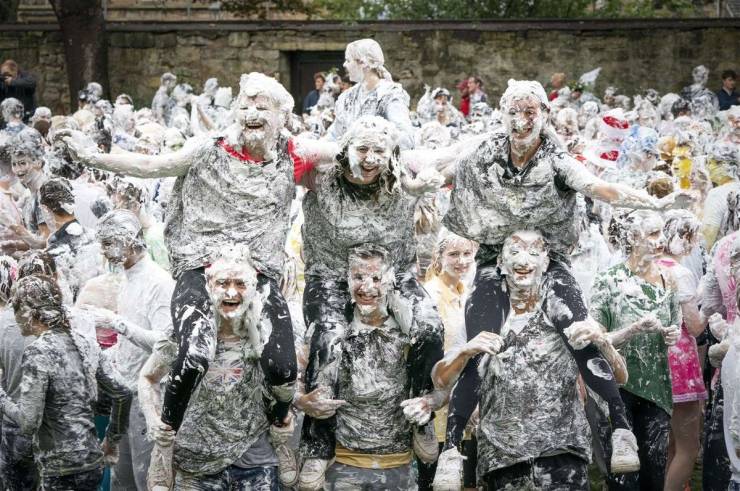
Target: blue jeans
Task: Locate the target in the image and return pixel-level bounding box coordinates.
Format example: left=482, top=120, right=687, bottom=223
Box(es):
left=175, top=465, right=279, bottom=491
left=729, top=480, right=740, bottom=491
left=41, top=467, right=104, bottom=491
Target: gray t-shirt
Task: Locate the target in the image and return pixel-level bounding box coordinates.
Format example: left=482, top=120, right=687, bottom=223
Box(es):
left=165, top=135, right=295, bottom=279
left=477, top=310, right=591, bottom=481
left=444, top=132, right=597, bottom=264
left=156, top=335, right=272, bottom=476
left=335, top=317, right=412, bottom=454
left=302, top=174, right=418, bottom=281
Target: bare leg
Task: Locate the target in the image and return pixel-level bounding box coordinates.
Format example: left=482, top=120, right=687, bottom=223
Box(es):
left=664, top=400, right=703, bottom=491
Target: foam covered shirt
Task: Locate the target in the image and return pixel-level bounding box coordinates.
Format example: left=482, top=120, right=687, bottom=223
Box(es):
left=477, top=310, right=591, bottom=480
left=444, top=132, right=600, bottom=264
left=154, top=335, right=271, bottom=476
left=164, top=135, right=296, bottom=279
left=590, top=264, right=679, bottom=414
left=327, top=80, right=414, bottom=149
left=302, top=175, right=418, bottom=281
left=110, top=256, right=174, bottom=391
left=0, top=328, right=131, bottom=477
left=335, top=317, right=412, bottom=455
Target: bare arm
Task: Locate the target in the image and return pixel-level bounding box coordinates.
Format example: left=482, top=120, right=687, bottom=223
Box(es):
left=60, top=129, right=198, bottom=178
left=138, top=347, right=171, bottom=433
left=400, top=134, right=487, bottom=185
left=432, top=332, right=503, bottom=389
left=557, top=156, right=690, bottom=211
left=564, top=318, right=628, bottom=385
left=291, top=136, right=340, bottom=170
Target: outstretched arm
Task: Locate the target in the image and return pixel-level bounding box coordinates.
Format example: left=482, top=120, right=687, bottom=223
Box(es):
left=59, top=129, right=199, bottom=178
left=401, top=134, right=487, bottom=184
left=557, top=157, right=691, bottom=211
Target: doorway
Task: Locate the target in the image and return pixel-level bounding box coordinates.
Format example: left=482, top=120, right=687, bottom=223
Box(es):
left=288, top=51, right=345, bottom=114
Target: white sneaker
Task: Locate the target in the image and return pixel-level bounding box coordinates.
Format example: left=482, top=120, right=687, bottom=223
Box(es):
left=269, top=418, right=298, bottom=487
left=147, top=443, right=175, bottom=491
left=432, top=447, right=465, bottom=491
left=610, top=428, right=640, bottom=474
left=414, top=424, right=440, bottom=464
left=298, top=457, right=333, bottom=491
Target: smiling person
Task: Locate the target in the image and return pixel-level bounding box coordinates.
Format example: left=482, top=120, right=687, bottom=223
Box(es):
left=590, top=211, right=681, bottom=490
left=294, top=115, right=444, bottom=490
left=139, top=245, right=294, bottom=490
left=7, top=128, right=49, bottom=251
left=420, top=232, right=478, bottom=491
left=326, top=39, right=414, bottom=149
left=321, top=244, right=445, bottom=491
left=410, top=79, right=693, bottom=488
left=59, top=73, right=315, bottom=472
left=432, top=230, right=619, bottom=490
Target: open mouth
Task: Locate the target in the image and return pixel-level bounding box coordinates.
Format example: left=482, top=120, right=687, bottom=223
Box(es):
left=513, top=266, right=534, bottom=276
left=355, top=292, right=378, bottom=305
left=220, top=298, right=242, bottom=312
left=244, top=121, right=264, bottom=130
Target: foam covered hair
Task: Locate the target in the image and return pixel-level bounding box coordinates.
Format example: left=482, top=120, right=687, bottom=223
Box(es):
left=11, top=274, right=67, bottom=329
left=237, top=72, right=294, bottom=116
left=499, top=79, right=550, bottom=112
left=205, top=243, right=258, bottom=282
left=345, top=39, right=393, bottom=81
left=96, top=209, right=145, bottom=249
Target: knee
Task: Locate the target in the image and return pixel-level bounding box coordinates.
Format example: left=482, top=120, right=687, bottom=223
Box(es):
left=261, top=353, right=298, bottom=387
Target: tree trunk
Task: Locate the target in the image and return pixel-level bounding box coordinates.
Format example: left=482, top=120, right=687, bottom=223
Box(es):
left=0, top=0, right=21, bottom=22
left=49, top=0, right=109, bottom=111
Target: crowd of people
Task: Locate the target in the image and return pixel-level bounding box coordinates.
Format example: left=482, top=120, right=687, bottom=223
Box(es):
left=0, top=37, right=738, bottom=491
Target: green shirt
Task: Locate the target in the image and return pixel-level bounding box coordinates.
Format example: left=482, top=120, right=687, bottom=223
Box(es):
left=590, top=263, right=678, bottom=415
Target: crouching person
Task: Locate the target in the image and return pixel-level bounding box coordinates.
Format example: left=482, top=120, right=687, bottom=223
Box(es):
left=139, top=245, right=297, bottom=490
left=315, top=244, right=444, bottom=490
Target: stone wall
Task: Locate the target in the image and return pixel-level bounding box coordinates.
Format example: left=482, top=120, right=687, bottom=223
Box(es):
left=1, top=19, right=738, bottom=114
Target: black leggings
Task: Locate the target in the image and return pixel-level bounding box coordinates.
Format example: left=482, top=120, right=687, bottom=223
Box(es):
left=445, top=260, right=630, bottom=450
left=703, top=382, right=732, bottom=491
left=161, top=268, right=298, bottom=431
left=606, top=390, right=670, bottom=491
left=300, top=273, right=444, bottom=459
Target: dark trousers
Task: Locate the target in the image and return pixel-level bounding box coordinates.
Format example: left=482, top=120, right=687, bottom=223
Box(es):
left=703, top=383, right=732, bottom=491
left=0, top=421, right=38, bottom=491
left=606, top=390, right=670, bottom=491
left=300, top=273, right=444, bottom=459
left=161, top=268, right=297, bottom=430
left=484, top=453, right=589, bottom=490
left=445, top=260, right=630, bottom=450
left=41, top=467, right=104, bottom=491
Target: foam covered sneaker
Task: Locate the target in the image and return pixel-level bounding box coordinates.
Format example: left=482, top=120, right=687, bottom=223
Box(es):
left=610, top=428, right=640, bottom=474
left=414, top=423, right=440, bottom=464
left=298, top=457, right=333, bottom=491
left=432, top=447, right=465, bottom=491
